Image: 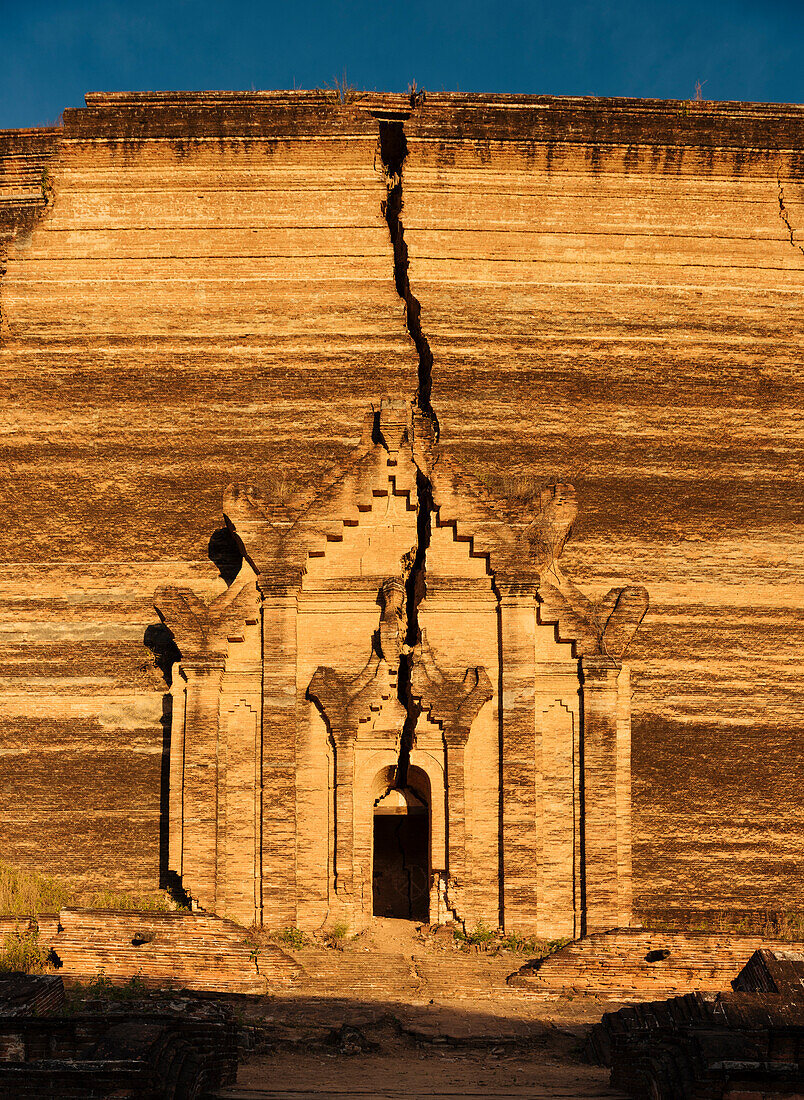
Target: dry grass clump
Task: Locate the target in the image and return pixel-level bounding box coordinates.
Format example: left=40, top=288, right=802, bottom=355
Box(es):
left=0, top=929, right=50, bottom=973
left=0, top=861, right=179, bottom=917
left=76, top=889, right=176, bottom=912
left=0, top=862, right=71, bottom=916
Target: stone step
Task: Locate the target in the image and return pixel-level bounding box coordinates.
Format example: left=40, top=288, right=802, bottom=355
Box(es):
left=57, top=908, right=248, bottom=933
left=277, top=950, right=518, bottom=1002
left=213, top=1091, right=625, bottom=1099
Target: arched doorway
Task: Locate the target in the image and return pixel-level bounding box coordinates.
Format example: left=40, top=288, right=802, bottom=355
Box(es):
left=372, top=788, right=429, bottom=921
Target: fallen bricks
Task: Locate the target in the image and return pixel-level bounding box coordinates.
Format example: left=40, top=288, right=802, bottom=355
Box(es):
left=586, top=950, right=804, bottom=1099
left=0, top=972, right=239, bottom=1100
left=8, top=908, right=302, bottom=994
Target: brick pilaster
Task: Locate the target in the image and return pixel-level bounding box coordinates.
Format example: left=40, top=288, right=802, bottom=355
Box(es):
left=580, top=657, right=625, bottom=933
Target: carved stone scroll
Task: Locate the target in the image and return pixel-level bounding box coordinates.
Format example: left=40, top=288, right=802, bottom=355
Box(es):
left=520, top=482, right=648, bottom=659
left=154, top=570, right=260, bottom=662
left=410, top=633, right=492, bottom=884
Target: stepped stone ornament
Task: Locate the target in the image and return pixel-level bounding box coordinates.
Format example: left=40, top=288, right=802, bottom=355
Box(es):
left=411, top=635, right=493, bottom=744
left=154, top=397, right=647, bottom=936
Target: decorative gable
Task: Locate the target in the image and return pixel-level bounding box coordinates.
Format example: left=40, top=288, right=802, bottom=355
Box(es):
left=154, top=396, right=647, bottom=936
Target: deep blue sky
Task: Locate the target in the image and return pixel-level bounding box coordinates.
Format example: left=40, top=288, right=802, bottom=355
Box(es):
left=1, top=0, right=802, bottom=129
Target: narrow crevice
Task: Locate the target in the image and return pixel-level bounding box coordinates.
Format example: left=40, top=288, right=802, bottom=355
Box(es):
left=379, top=119, right=440, bottom=436
left=396, top=468, right=433, bottom=789
left=378, top=115, right=440, bottom=795
left=777, top=171, right=804, bottom=257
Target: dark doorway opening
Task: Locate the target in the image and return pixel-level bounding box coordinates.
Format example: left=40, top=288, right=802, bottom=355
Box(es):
left=372, top=796, right=429, bottom=921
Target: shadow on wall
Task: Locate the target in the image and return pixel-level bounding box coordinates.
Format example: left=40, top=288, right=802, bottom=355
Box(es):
left=143, top=626, right=179, bottom=894
left=143, top=624, right=180, bottom=689
left=208, top=526, right=243, bottom=585
left=139, top=527, right=244, bottom=900
left=157, top=693, right=172, bottom=890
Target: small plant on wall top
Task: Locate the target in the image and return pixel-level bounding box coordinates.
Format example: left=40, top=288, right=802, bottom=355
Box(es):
left=323, top=921, right=350, bottom=948
left=0, top=928, right=50, bottom=974
left=40, top=167, right=54, bottom=205
left=331, top=70, right=358, bottom=105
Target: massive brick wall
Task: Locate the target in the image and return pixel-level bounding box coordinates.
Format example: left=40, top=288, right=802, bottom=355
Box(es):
left=400, top=96, right=804, bottom=915
left=0, top=91, right=801, bottom=914
left=0, top=92, right=416, bottom=889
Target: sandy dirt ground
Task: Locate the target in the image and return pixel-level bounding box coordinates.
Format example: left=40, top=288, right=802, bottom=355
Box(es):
left=213, top=920, right=628, bottom=1099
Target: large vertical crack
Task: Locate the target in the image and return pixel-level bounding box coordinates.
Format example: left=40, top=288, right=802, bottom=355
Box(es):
left=377, top=116, right=439, bottom=793
left=396, top=468, right=433, bottom=788
left=777, top=170, right=804, bottom=257
left=379, top=120, right=440, bottom=435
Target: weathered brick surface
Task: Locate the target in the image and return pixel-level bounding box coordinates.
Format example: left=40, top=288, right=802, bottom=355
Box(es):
left=399, top=96, right=804, bottom=917
left=0, top=92, right=801, bottom=918
left=43, top=908, right=300, bottom=992
left=510, top=929, right=804, bottom=1000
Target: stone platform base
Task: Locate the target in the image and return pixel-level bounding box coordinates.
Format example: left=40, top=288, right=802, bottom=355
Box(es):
left=11, top=908, right=302, bottom=993
left=508, top=929, right=804, bottom=1000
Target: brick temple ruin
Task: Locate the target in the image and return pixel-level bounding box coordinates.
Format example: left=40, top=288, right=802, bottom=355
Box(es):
left=1, top=91, right=801, bottom=930
left=155, top=397, right=647, bottom=933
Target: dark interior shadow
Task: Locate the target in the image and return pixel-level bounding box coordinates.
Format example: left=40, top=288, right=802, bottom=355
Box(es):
left=143, top=623, right=181, bottom=688
left=143, top=625, right=182, bottom=894
left=208, top=526, right=243, bottom=585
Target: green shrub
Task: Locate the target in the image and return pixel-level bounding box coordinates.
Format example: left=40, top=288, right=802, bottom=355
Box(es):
left=62, top=970, right=149, bottom=1011
left=452, top=923, right=571, bottom=956
left=324, top=921, right=350, bottom=947
left=274, top=927, right=308, bottom=950
left=85, top=969, right=148, bottom=999
left=40, top=167, right=53, bottom=203
left=499, top=932, right=571, bottom=956
left=454, top=921, right=498, bottom=947
left=86, top=968, right=114, bottom=996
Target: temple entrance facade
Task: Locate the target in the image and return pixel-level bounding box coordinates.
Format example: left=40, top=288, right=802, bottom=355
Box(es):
left=155, top=399, right=648, bottom=937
